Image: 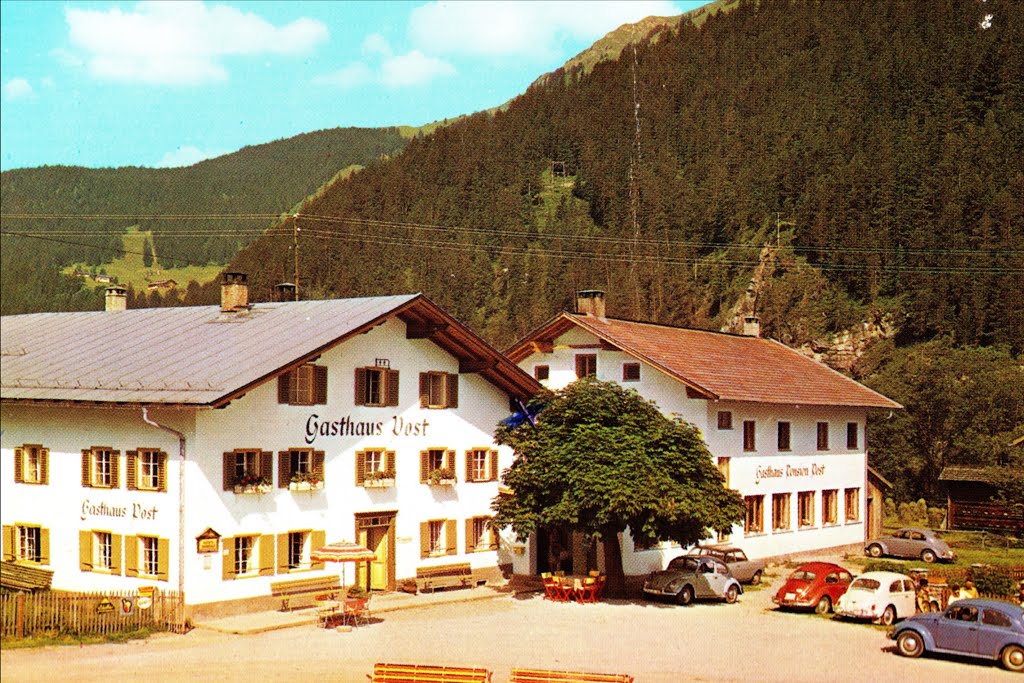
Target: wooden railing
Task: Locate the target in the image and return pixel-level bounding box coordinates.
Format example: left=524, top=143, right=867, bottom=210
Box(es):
left=0, top=588, right=186, bottom=638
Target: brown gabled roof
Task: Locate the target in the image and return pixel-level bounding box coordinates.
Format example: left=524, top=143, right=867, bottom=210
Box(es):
left=1, top=294, right=540, bottom=407
left=939, top=465, right=1024, bottom=485
left=507, top=313, right=901, bottom=409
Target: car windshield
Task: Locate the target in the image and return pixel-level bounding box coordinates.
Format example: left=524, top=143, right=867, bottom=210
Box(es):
left=789, top=570, right=816, bottom=581
left=850, top=578, right=880, bottom=591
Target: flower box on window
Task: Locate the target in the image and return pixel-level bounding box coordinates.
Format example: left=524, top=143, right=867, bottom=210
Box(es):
left=364, top=469, right=396, bottom=488
left=234, top=483, right=272, bottom=494
left=428, top=468, right=456, bottom=486
left=289, top=472, right=323, bottom=492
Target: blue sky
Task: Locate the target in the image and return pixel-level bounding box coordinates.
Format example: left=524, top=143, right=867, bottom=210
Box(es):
left=0, top=1, right=709, bottom=171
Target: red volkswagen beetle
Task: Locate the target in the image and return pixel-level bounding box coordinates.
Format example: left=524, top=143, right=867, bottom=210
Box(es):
left=773, top=561, right=854, bottom=614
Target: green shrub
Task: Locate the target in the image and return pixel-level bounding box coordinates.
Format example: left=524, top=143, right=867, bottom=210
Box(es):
left=966, top=565, right=1016, bottom=597
left=897, top=499, right=929, bottom=526
left=883, top=498, right=898, bottom=525
left=864, top=560, right=907, bottom=574
left=927, top=506, right=946, bottom=529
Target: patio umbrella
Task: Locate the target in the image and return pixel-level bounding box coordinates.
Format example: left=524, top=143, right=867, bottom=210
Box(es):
left=310, top=540, right=376, bottom=590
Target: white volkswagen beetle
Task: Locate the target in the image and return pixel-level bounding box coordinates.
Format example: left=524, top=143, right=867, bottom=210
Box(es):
left=836, top=571, right=918, bottom=625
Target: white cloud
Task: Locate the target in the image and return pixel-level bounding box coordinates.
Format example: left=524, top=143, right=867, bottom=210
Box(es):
left=315, top=35, right=454, bottom=90
left=64, top=1, right=328, bottom=85
left=408, top=1, right=681, bottom=59
left=4, top=78, right=35, bottom=100
left=312, top=62, right=373, bottom=89
left=380, top=51, right=455, bottom=88
left=362, top=33, right=392, bottom=57
left=154, top=145, right=225, bottom=167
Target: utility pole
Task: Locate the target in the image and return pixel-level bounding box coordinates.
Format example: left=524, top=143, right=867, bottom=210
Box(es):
left=293, top=213, right=300, bottom=301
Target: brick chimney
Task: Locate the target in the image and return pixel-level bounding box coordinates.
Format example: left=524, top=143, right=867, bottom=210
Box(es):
left=575, top=290, right=606, bottom=319
left=105, top=285, right=127, bottom=312
left=743, top=315, right=761, bottom=338
left=221, top=272, right=250, bottom=312
left=274, top=282, right=297, bottom=302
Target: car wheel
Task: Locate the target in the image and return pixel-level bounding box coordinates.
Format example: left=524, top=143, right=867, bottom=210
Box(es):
left=880, top=605, right=897, bottom=626
left=724, top=584, right=739, bottom=604
left=750, top=570, right=762, bottom=586
left=867, top=544, right=883, bottom=558
left=896, top=630, right=925, bottom=658
left=676, top=585, right=694, bottom=606
left=814, top=595, right=831, bottom=615
left=921, top=549, right=936, bottom=563
left=1001, top=644, right=1024, bottom=673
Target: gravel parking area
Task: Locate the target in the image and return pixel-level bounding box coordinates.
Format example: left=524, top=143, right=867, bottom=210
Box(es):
left=2, top=576, right=1016, bottom=682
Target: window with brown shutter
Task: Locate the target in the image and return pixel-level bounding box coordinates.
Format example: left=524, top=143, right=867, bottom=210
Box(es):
left=420, top=372, right=459, bottom=409
left=14, top=445, right=48, bottom=485
left=5, top=524, right=47, bottom=564
left=356, top=367, right=399, bottom=407
left=846, top=422, right=858, bottom=449
left=817, top=422, right=830, bottom=450
left=81, top=532, right=122, bottom=573
left=128, top=449, right=166, bottom=492
left=278, top=448, right=324, bottom=489
left=575, top=354, right=597, bottom=378
left=622, top=363, right=641, bottom=382
left=422, top=448, right=455, bottom=483
left=534, top=365, right=549, bottom=381
left=277, top=364, right=328, bottom=405
left=466, top=517, right=499, bottom=553
left=82, top=447, right=120, bottom=489
left=223, top=449, right=272, bottom=491
left=466, top=449, right=487, bottom=482
left=742, top=421, right=756, bottom=452
left=777, top=422, right=791, bottom=451
left=717, top=411, right=733, bottom=430
left=421, top=520, right=446, bottom=558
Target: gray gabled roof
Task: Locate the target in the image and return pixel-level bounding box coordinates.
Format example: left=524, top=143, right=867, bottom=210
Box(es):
left=2, top=293, right=541, bottom=406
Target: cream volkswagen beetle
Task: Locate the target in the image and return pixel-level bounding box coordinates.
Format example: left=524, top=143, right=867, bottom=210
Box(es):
left=836, top=571, right=918, bottom=625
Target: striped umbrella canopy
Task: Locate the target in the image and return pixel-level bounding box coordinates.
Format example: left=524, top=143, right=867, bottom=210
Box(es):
left=310, top=540, right=376, bottom=564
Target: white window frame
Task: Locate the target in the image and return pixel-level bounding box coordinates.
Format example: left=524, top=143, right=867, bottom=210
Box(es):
left=140, top=536, right=160, bottom=577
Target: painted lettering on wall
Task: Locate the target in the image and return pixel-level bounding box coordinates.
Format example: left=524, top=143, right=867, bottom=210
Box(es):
left=81, top=500, right=158, bottom=521
left=304, top=414, right=430, bottom=444
left=754, top=463, right=826, bottom=485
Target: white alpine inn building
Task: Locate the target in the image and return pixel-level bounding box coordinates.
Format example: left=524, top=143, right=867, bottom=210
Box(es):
left=505, top=291, right=901, bottom=578
left=0, top=275, right=540, bottom=617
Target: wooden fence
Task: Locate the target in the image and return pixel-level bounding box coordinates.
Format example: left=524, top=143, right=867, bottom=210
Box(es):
left=0, top=589, right=186, bottom=638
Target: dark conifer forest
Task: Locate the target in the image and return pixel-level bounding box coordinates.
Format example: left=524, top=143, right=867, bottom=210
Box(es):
left=0, top=127, right=407, bottom=313
left=229, top=0, right=1022, bottom=355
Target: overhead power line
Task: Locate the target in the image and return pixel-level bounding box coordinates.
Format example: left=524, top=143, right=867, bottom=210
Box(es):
left=4, top=211, right=1022, bottom=258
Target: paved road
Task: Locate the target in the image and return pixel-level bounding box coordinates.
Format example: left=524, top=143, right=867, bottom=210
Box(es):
left=2, top=580, right=1015, bottom=682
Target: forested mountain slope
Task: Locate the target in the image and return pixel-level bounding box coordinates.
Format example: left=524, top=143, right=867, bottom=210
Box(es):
left=0, top=127, right=407, bottom=314
left=230, top=0, right=1023, bottom=355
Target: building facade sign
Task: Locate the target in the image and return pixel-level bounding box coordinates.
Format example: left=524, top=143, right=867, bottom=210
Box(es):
left=303, top=414, right=430, bottom=444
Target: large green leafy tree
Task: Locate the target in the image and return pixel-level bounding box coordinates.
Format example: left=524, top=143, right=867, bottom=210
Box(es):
left=862, top=339, right=1024, bottom=504
left=492, top=379, right=744, bottom=595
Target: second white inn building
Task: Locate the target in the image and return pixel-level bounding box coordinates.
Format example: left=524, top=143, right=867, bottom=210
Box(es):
left=0, top=275, right=539, bottom=616
left=505, top=291, right=901, bottom=577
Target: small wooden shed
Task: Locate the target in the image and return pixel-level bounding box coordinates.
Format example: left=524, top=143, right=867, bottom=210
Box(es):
left=939, top=465, right=1024, bottom=536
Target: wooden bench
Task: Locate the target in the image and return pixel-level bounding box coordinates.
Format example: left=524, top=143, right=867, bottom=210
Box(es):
left=369, top=663, right=492, bottom=682
left=269, top=575, right=340, bottom=611
left=415, top=563, right=473, bottom=593
left=509, top=669, right=634, bottom=683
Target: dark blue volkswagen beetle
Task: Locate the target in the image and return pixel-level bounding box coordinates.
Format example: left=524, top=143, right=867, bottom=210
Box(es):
left=890, top=598, right=1024, bottom=672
